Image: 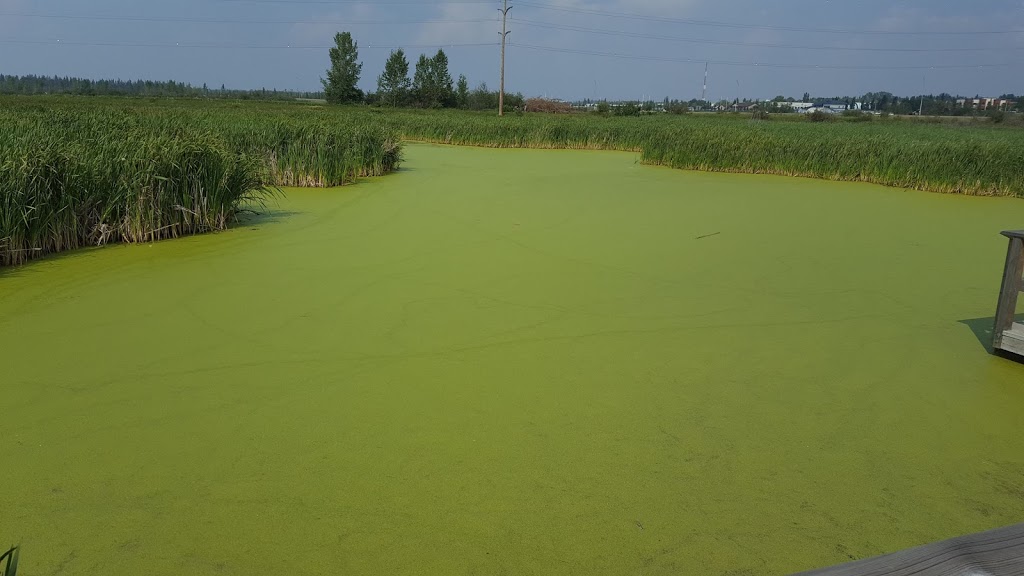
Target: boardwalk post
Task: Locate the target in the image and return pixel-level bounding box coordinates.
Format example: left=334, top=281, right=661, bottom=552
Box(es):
left=993, top=230, right=1024, bottom=356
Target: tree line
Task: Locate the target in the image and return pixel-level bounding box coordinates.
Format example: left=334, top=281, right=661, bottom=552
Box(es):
left=322, top=32, right=523, bottom=111
left=0, top=74, right=324, bottom=100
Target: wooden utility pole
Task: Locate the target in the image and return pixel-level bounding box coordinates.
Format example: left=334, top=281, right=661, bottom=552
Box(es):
left=499, top=0, right=511, bottom=116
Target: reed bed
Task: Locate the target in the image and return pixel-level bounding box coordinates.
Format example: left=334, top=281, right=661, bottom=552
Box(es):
left=0, top=98, right=402, bottom=266
left=4, top=96, right=1022, bottom=266
left=367, top=108, right=1024, bottom=196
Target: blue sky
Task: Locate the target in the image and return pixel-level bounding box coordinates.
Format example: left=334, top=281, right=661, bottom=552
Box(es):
left=1, top=0, right=1022, bottom=100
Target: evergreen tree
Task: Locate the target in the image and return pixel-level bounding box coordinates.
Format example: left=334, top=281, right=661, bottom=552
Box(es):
left=322, top=32, right=363, bottom=104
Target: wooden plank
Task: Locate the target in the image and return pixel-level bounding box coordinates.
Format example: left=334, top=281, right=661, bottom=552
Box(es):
left=795, top=522, right=1024, bottom=576
left=993, top=235, right=1024, bottom=350
left=999, top=326, right=1024, bottom=357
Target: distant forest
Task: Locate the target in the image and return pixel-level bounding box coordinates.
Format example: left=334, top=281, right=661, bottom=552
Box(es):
left=0, top=71, right=522, bottom=111
left=0, top=70, right=525, bottom=111
left=0, top=74, right=325, bottom=101
left=2, top=73, right=1020, bottom=117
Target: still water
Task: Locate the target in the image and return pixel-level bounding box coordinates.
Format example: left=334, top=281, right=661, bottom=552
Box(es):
left=2, top=144, right=1024, bottom=575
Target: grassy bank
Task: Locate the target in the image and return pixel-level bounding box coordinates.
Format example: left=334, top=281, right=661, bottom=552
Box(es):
left=0, top=98, right=401, bottom=266
left=371, top=108, right=1024, bottom=196
left=3, top=96, right=1022, bottom=265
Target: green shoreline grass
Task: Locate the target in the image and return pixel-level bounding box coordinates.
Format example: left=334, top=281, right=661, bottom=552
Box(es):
left=3, top=96, right=1023, bottom=266
left=0, top=98, right=402, bottom=266
left=376, top=108, right=1024, bottom=196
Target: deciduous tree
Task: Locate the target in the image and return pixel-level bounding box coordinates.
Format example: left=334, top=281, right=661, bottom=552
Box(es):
left=377, top=49, right=410, bottom=107
left=411, top=49, right=454, bottom=108
left=322, top=32, right=363, bottom=104
left=456, top=74, right=469, bottom=109
left=430, top=49, right=454, bottom=107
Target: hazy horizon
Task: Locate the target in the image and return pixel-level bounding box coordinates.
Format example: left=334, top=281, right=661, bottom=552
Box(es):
left=1, top=0, right=1022, bottom=101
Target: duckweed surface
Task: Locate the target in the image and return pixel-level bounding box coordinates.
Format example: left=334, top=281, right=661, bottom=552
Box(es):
left=3, top=144, right=1024, bottom=575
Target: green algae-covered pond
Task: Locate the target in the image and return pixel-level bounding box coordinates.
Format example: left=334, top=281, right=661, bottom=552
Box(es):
left=3, top=144, right=1024, bottom=575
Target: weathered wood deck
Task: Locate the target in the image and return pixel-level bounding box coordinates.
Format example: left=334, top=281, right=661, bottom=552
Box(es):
left=1000, top=324, right=1024, bottom=357
left=993, top=230, right=1024, bottom=358
left=796, top=523, right=1024, bottom=576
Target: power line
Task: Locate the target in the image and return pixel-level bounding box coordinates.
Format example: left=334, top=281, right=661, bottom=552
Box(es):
left=514, top=1, right=1024, bottom=36
left=215, top=0, right=1024, bottom=36
left=211, top=0, right=1024, bottom=39
left=0, top=12, right=496, bottom=25
left=2, top=35, right=1015, bottom=70
left=0, top=38, right=500, bottom=49
left=7, top=11, right=1014, bottom=52
left=219, top=0, right=494, bottom=4
left=511, top=18, right=1023, bottom=53
left=508, top=42, right=1016, bottom=70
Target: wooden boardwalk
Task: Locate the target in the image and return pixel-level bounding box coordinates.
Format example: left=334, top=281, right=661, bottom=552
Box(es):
left=797, top=523, right=1024, bottom=576
left=994, top=230, right=1024, bottom=357
left=999, top=324, right=1024, bottom=357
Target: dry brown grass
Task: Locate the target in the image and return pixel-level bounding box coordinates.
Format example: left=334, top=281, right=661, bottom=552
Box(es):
left=524, top=98, right=574, bottom=114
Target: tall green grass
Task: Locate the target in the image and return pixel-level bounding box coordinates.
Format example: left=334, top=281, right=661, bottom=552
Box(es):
left=0, top=98, right=402, bottom=266
left=4, top=96, right=1021, bottom=266
left=367, top=108, right=1024, bottom=196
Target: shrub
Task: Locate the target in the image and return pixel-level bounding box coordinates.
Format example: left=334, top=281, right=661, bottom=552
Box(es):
left=666, top=102, right=690, bottom=115
left=524, top=98, right=573, bottom=114
left=842, top=110, right=872, bottom=122
left=613, top=103, right=641, bottom=117
left=806, top=110, right=836, bottom=123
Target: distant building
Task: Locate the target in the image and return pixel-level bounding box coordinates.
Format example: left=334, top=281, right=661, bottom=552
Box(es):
left=795, top=100, right=852, bottom=114
left=957, top=98, right=1015, bottom=110
left=821, top=100, right=850, bottom=111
